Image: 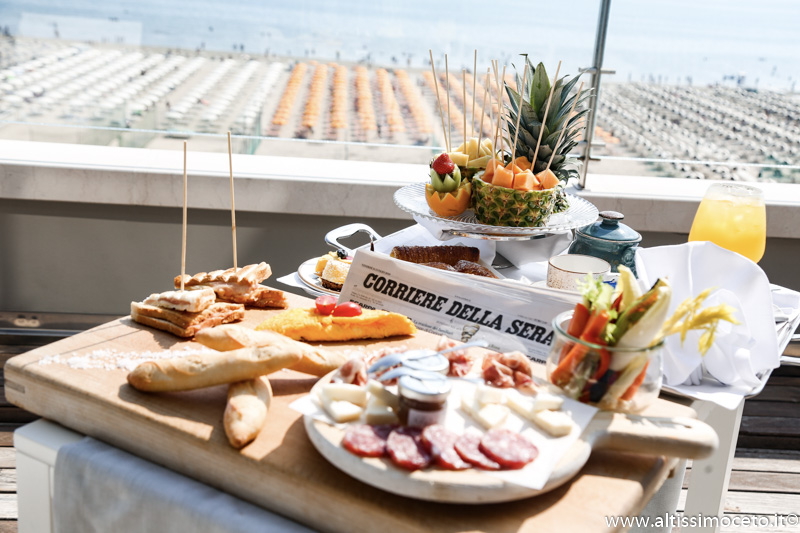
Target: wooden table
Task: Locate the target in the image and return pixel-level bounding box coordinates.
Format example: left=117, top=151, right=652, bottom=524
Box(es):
left=5, top=292, right=695, bottom=533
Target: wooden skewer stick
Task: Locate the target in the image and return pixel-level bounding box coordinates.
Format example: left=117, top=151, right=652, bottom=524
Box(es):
left=546, top=81, right=584, bottom=172
left=487, top=68, right=497, bottom=170
left=530, top=61, right=562, bottom=173
left=181, top=141, right=187, bottom=292
left=509, top=62, right=530, bottom=171
left=227, top=131, right=238, bottom=269
left=462, top=68, right=467, bottom=149
left=428, top=50, right=448, bottom=151
left=471, top=49, right=477, bottom=140
left=478, top=68, right=490, bottom=140
left=445, top=54, right=452, bottom=153
left=495, top=63, right=507, bottom=162
left=491, top=61, right=503, bottom=160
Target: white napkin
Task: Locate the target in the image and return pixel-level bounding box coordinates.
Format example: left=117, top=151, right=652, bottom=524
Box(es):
left=413, top=214, right=467, bottom=241
left=635, top=242, right=780, bottom=398
left=386, top=223, right=496, bottom=263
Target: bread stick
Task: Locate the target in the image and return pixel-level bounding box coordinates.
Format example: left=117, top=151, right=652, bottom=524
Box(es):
left=224, top=377, right=272, bottom=449
left=194, top=324, right=347, bottom=377
left=127, top=345, right=301, bottom=392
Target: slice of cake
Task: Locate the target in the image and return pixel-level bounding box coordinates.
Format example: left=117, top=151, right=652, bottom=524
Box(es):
left=320, top=260, right=350, bottom=291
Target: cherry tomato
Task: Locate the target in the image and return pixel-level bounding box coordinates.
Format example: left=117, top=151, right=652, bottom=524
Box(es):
left=315, top=295, right=337, bottom=315
left=332, top=301, right=362, bottom=317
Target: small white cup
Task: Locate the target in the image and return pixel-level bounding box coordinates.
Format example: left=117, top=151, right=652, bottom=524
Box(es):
left=547, top=254, right=611, bottom=292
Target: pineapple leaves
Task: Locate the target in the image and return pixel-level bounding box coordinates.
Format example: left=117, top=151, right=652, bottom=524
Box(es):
left=549, top=154, right=566, bottom=168
left=544, top=129, right=561, bottom=149
left=537, top=144, right=553, bottom=161
left=530, top=62, right=550, bottom=114
left=542, top=83, right=565, bottom=128
left=505, top=86, right=521, bottom=115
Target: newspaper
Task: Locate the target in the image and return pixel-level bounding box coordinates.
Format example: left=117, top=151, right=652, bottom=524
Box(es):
left=339, top=250, right=580, bottom=364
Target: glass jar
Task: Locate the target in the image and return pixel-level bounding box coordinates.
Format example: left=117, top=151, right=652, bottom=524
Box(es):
left=397, top=373, right=451, bottom=427
left=546, top=310, right=663, bottom=413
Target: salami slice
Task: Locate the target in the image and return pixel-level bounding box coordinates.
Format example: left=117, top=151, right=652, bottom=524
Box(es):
left=479, top=429, right=538, bottom=469
left=421, top=425, right=470, bottom=471
left=387, top=427, right=431, bottom=471
left=454, top=433, right=501, bottom=470
left=342, top=424, right=392, bottom=458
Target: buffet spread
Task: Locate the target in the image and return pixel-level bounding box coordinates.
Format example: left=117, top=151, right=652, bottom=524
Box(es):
left=9, top=56, right=795, bottom=531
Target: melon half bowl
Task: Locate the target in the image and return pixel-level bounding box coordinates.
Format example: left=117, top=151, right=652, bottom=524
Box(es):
left=472, top=176, right=558, bottom=228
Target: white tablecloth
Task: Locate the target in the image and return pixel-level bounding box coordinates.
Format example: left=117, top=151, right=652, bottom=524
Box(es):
left=54, top=437, right=313, bottom=533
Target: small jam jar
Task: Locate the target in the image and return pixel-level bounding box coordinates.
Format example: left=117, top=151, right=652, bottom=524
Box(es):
left=397, top=373, right=451, bottom=427
left=403, top=353, right=450, bottom=375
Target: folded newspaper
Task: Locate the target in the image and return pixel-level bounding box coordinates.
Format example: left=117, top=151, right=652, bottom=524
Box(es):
left=339, top=250, right=579, bottom=364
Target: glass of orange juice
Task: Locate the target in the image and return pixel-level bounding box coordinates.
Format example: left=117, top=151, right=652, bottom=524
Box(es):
left=688, top=183, right=766, bottom=263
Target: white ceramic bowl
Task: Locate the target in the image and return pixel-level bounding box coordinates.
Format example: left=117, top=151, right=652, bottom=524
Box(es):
left=546, top=254, right=611, bottom=292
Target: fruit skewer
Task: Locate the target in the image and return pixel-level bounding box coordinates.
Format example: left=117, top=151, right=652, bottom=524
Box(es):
left=428, top=50, right=449, bottom=149
left=445, top=54, right=452, bottom=152
left=462, top=69, right=467, bottom=151
left=471, top=49, right=477, bottom=140
left=478, top=68, right=490, bottom=149
left=509, top=62, right=530, bottom=171
left=491, top=61, right=507, bottom=164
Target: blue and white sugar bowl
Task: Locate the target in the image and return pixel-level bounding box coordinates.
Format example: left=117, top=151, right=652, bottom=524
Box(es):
left=568, top=211, right=642, bottom=275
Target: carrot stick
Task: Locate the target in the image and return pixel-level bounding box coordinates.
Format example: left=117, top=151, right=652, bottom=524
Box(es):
left=568, top=303, right=590, bottom=338
left=559, top=303, right=591, bottom=363
left=620, top=362, right=649, bottom=401
left=551, top=310, right=609, bottom=386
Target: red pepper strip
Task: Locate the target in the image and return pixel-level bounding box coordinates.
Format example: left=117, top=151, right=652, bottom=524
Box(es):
left=620, top=362, right=650, bottom=401
left=559, top=303, right=591, bottom=363
left=592, top=346, right=611, bottom=381
left=551, top=310, right=610, bottom=387
left=612, top=293, right=623, bottom=312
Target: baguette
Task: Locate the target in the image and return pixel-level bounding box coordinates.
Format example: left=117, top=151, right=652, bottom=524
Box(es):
left=224, top=377, right=272, bottom=449
left=127, top=345, right=301, bottom=392
left=195, top=324, right=347, bottom=377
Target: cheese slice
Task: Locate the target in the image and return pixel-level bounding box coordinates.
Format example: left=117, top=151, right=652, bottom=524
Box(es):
left=506, top=389, right=537, bottom=419
left=461, top=391, right=509, bottom=429
left=365, top=396, right=399, bottom=425
left=320, top=383, right=368, bottom=407
left=477, top=404, right=510, bottom=429
left=533, top=391, right=564, bottom=412
left=366, top=379, right=400, bottom=410
left=531, top=409, right=575, bottom=437
left=324, top=400, right=364, bottom=423
left=475, top=383, right=506, bottom=407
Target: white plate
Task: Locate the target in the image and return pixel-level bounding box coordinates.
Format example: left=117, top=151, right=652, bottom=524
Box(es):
left=394, top=183, right=599, bottom=237
left=297, top=258, right=340, bottom=296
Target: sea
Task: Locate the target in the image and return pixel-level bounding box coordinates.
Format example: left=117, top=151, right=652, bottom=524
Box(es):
left=0, top=0, right=798, bottom=91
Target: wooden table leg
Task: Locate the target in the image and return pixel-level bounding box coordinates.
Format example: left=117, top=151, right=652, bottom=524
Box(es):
left=683, top=399, right=744, bottom=533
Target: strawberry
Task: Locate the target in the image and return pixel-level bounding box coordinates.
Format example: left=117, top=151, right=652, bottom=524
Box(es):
left=432, top=153, right=455, bottom=175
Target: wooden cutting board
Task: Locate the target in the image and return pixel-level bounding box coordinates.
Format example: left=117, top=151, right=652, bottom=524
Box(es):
left=5, top=292, right=695, bottom=533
